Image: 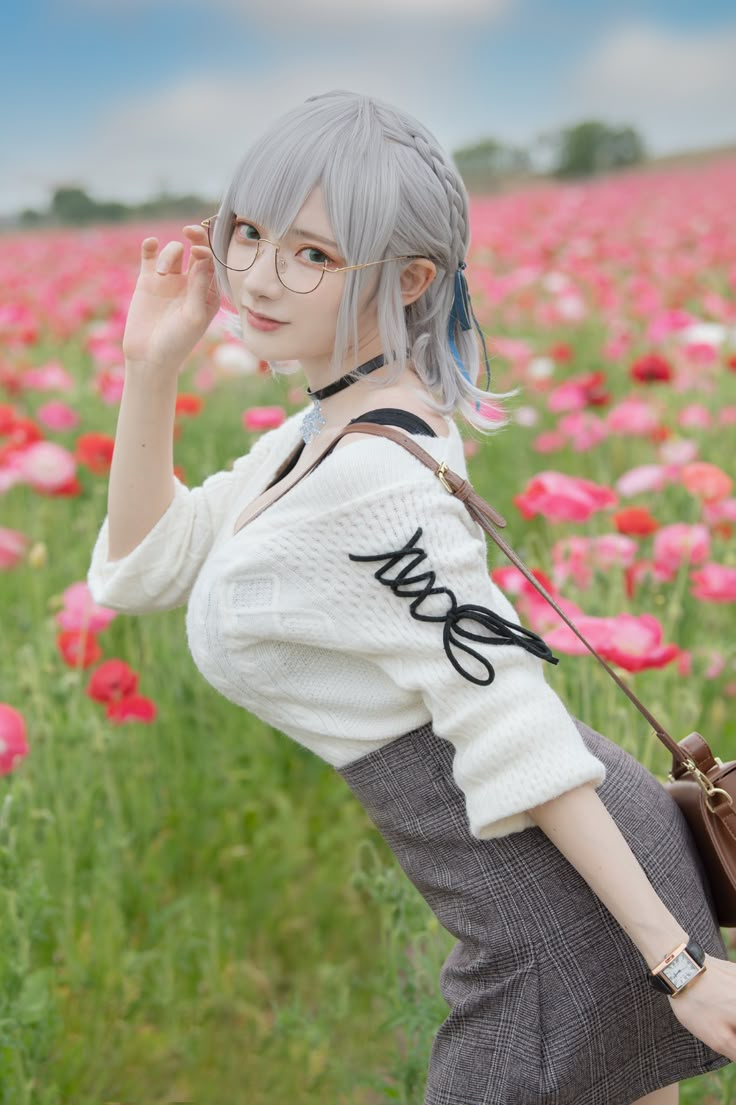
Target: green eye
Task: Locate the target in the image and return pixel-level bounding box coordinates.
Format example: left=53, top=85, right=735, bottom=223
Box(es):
left=234, top=221, right=259, bottom=240
left=300, top=247, right=330, bottom=266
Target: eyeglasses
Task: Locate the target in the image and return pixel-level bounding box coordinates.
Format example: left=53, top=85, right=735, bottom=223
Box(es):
left=201, top=214, right=427, bottom=295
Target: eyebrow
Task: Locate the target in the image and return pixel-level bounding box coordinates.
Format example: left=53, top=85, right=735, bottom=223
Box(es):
left=289, top=226, right=339, bottom=251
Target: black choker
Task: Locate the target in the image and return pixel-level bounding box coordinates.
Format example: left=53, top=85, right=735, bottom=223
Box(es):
left=300, top=351, right=410, bottom=443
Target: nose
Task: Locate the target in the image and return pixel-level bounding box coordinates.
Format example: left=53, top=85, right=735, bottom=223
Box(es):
left=240, top=239, right=285, bottom=300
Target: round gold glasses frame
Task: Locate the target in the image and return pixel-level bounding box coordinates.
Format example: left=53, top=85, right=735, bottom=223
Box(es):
left=200, top=215, right=428, bottom=294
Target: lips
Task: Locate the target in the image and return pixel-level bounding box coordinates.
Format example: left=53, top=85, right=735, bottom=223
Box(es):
left=247, top=307, right=284, bottom=323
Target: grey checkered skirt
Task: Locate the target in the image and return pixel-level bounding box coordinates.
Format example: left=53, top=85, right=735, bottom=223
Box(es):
left=336, top=717, right=732, bottom=1105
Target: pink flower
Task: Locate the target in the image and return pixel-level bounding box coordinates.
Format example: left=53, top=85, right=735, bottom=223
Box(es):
left=532, top=431, right=566, bottom=453
left=615, top=464, right=672, bottom=498
left=10, top=441, right=77, bottom=492
left=653, top=524, right=710, bottom=576
left=679, top=462, right=733, bottom=503
left=702, top=498, right=736, bottom=526
left=94, top=366, right=126, bottom=405
left=717, top=406, right=736, bottom=426
left=551, top=534, right=638, bottom=589
left=606, top=397, right=661, bottom=436
left=645, top=308, right=695, bottom=344
left=242, top=406, right=286, bottom=431
left=513, top=471, right=617, bottom=523
left=0, top=527, right=28, bottom=569
left=0, top=703, right=29, bottom=776
left=657, top=438, right=699, bottom=466
left=55, top=581, right=117, bottom=633
left=557, top=411, right=608, bottom=452
left=22, top=360, right=74, bottom=392
left=689, top=563, right=736, bottom=602
left=37, top=400, right=80, bottom=431
left=677, top=404, right=711, bottom=430
left=682, top=342, right=718, bottom=366
left=544, top=613, right=679, bottom=673
left=491, top=565, right=587, bottom=636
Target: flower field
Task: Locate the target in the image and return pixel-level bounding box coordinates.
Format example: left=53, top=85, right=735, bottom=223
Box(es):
left=1, top=156, right=735, bottom=1103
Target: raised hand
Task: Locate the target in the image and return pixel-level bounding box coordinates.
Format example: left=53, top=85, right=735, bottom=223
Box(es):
left=122, top=224, right=222, bottom=375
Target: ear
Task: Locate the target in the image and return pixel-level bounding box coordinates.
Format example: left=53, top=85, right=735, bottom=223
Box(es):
left=400, top=258, right=436, bottom=307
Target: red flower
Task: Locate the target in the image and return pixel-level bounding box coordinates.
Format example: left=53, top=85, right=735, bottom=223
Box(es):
left=581, top=371, right=611, bottom=407
left=0, top=416, right=43, bottom=465
left=548, top=343, right=573, bottom=364
left=175, top=393, right=204, bottom=416
left=173, top=464, right=187, bottom=484
left=56, top=629, right=103, bottom=669
left=630, top=353, right=674, bottom=384
left=726, top=355, right=736, bottom=373
left=86, top=659, right=138, bottom=703
left=106, top=695, right=157, bottom=723
left=75, top=432, right=115, bottom=475
left=648, top=425, right=672, bottom=444
left=613, top=507, right=660, bottom=537
left=43, top=475, right=84, bottom=498
left=0, top=404, right=18, bottom=435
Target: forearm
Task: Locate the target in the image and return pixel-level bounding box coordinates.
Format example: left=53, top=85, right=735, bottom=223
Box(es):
left=528, top=782, right=689, bottom=969
left=106, top=363, right=178, bottom=561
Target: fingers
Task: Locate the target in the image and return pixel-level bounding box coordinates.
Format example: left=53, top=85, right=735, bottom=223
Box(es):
left=140, top=234, right=212, bottom=277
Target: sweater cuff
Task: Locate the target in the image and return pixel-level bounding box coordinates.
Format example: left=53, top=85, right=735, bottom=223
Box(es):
left=468, top=746, right=607, bottom=840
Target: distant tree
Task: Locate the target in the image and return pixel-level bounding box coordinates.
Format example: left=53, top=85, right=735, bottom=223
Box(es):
left=19, top=209, right=43, bottom=226
left=452, top=137, right=532, bottom=192
left=547, top=121, right=646, bottom=179
left=50, top=186, right=98, bottom=224
left=95, top=201, right=129, bottom=223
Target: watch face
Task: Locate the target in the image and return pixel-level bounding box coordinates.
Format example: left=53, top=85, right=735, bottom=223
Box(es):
left=664, top=951, right=700, bottom=989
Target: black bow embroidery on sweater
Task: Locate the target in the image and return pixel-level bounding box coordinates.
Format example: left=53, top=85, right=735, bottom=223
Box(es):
left=348, top=526, right=560, bottom=686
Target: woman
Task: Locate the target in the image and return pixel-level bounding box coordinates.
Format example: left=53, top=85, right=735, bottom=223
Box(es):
left=88, top=89, right=736, bottom=1104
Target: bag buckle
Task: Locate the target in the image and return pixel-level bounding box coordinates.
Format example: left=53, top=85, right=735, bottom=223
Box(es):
left=436, top=461, right=453, bottom=494
left=680, top=755, right=734, bottom=812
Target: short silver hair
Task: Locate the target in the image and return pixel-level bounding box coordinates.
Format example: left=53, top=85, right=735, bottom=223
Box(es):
left=212, top=89, right=519, bottom=434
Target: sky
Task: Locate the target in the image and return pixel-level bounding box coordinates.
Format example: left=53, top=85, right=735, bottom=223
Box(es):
left=2, top=0, right=736, bottom=217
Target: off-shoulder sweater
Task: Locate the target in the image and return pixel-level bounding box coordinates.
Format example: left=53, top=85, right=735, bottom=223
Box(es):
left=87, top=403, right=606, bottom=839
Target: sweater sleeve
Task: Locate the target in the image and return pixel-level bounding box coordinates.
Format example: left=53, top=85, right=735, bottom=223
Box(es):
left=86, top=428, right=280, bottom=614
left=334, top=480, right=607, bottom=839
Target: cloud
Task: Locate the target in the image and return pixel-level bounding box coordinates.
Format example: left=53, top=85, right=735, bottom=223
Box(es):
left=569, top=20, right=736, bottom=153
left=62, top=0, right=513, bottom=24
left=1, top=53, right=460, bottom=214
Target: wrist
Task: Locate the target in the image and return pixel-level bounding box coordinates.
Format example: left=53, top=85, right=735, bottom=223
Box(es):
left=649, top=937, right=708, bottom=998
left=124, top=358, right=182, bottom=383
left=637, top=919, right=690, bottom=971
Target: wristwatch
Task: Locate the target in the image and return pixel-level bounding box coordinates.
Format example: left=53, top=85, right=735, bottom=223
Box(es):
left=649, top=939, right=707, bottom=997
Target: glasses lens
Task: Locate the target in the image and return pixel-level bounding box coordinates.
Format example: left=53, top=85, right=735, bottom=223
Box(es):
left=207, top=217, right=327, bottom=293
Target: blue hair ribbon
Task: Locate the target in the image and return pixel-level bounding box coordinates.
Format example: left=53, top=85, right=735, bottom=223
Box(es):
left=448, top=261, right=491, bottom=413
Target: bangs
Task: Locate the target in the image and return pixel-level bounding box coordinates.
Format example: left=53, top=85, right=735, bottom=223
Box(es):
left=215, top=95, right=400, bottom=267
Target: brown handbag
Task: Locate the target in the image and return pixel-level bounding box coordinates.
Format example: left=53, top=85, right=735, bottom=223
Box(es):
left=326, top=422, right=736, bottom=926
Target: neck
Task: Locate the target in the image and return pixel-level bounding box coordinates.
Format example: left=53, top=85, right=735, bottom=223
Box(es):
left=302, top=346, right=423, bottom=429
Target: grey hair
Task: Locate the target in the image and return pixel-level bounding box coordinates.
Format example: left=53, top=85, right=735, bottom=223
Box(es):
left=211, top=89, right=519, bottom=435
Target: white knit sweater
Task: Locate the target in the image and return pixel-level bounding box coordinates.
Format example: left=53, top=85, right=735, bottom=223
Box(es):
left=87, top=404, right=606, bottom=839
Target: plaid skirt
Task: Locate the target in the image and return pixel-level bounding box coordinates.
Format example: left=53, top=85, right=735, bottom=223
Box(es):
left=336, top=717, right=732, bottom=1105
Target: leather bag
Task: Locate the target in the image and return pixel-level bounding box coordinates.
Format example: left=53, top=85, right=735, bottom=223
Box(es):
left=325, top=422, right=736, bottom=926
